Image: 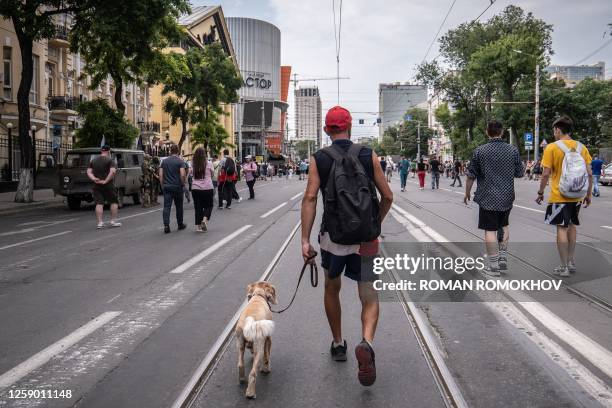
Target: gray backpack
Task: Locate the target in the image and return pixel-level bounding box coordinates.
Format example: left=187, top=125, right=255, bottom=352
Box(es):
left=321, top=144, right=381, bottom=245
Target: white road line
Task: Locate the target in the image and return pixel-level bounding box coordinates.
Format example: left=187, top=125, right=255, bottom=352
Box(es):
left=0, top=231, right=72, bottom=251
left=0, top=219, right=77, bottom=237
left=602, top=226, right=612, bottom=230
left=291, top=192, right=303, bottom=200
left=171, top=219, right=301, bottom=408
left=391, top=204, right=612, bottom=386
left=514, top=204, right=545, bottom=213
left=392, top=204, right=448, bottom=242
left=0, top=311, right=121, bottom=391
left=106, top=294, right=122, bottom=304
left=117, top=208, right=161, bottom=221
left=169, top=225, right=252, bottom=274
left=260, top=202, right=287, bottom=218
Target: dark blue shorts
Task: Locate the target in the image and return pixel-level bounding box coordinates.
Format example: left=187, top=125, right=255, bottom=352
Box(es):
left=320, top=250, right=377, bottom=282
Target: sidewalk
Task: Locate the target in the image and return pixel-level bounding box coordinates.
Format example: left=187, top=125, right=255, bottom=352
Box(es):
left=192, top=235, right=446, bottom=408
left=0, top=189, right=65, bottom=215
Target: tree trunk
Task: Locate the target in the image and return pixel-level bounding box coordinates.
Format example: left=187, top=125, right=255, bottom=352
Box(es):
left=14, top=22, right=35, bottom=203
left=113, top=77, right=125, bottom=115
left=178, top=118, right=187, bottom=150
left=178, top=101, right=189, bottom=149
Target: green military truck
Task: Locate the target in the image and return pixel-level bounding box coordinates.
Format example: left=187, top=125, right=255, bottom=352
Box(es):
left=41, top=147, right=144, bottom=210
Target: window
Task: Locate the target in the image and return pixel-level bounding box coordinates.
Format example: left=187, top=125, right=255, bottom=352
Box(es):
left=29, top=54, right=40, bottom=104
left=3, top=47, right=11, bottom=100
left=130, top=154, right=140, bottom=167
left=46, top=62, right=55, bottom=97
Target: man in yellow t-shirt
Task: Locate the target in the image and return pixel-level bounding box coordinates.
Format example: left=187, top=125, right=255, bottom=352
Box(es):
left=536, top=116, right=593, bottom=277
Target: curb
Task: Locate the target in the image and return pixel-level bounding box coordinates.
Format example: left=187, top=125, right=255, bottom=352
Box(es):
left=0, top=201, right=66, bottom=216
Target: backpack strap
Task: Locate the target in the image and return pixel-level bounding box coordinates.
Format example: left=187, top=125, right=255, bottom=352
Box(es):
left=348, top=143, right=364, bottom=158
left=321, top=144, right=346, bottom=162
left=555, top=140, right=582, bottom=154
left=575, top=142, right=583, bottom=154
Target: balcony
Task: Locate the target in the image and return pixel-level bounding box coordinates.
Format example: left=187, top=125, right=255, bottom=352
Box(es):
left=48, top=24, right=70, bottom=48
left=139, top=121, right=161, bottom=134
left=48, top=95, right=79, bottom=117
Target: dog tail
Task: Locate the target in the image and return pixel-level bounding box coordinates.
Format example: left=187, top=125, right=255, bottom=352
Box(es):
left=243, top=316, right=275, bottom=342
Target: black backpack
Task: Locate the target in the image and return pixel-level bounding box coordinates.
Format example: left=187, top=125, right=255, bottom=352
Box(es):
left=224, top=157, right=236, bottom=176
left=321, top=144, right=381, bottom=245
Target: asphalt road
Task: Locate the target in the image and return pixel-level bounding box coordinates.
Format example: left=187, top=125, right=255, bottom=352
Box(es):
left=0, top=172, right=610, bottom=408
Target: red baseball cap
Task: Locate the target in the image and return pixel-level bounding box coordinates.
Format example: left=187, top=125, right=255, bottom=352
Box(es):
left=325, top=106, right=352, bottom=131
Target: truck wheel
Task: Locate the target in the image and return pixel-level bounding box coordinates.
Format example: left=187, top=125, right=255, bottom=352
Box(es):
left=132, top=193, right=141, bottom=205
left=67, top=196, right=81, bottom=210
left=117, top=189, right=125, bottom=208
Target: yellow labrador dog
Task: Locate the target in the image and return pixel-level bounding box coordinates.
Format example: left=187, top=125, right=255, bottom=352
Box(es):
left=235, top=281, right=277, bottom=399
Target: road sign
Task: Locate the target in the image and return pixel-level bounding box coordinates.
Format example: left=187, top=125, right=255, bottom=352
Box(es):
left=524, top=132, right=533, bottom=146
left=540, top=139, right=548, bottom=148
left=525, top=145, right=533, bottom=151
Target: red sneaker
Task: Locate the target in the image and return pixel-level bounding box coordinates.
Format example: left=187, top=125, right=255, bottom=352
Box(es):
left=355, top=340, right=376, bottom=386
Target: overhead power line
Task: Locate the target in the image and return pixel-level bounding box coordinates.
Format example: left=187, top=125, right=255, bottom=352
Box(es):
left=421, top=0, right=458, bottom=64
left=573, top=38, right=612, bottom=65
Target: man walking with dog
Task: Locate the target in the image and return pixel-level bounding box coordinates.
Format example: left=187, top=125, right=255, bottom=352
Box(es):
left=301, top=106, right=393, bottom=387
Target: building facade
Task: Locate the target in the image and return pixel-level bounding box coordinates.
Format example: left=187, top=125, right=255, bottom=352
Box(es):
left=544, top=62, right=606, bottom=87
left=1, top=15, right=153, bottom=183
left=427, top=89, right=453, bottom=162
left=378, top=83, right=427, bottom=141
left=151, top=5, right=237, bottom=157
left=295, top=86, right=322, bottom=152
left=226, top=17, right=287, bottom=161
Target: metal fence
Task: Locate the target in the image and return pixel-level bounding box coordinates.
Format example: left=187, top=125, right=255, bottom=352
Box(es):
left=0, top=136, right=73, bottom=182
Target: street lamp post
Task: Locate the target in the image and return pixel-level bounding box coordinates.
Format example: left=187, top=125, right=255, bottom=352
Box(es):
left=7, top=123, right=13, bottom=182
left=512, top=49, right=541, bottom=162
left=535, top=63, right=541, bottom=163
left=31, top=125, right=37, bottom=185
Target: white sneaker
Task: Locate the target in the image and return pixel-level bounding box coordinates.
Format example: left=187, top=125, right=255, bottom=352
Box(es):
left=97, top=222, right=105, bottom=229
left=109, top=220, right=122, bottom=228
left=567, top=260, right=577, bottom=274
left=554, top=266, right=570, bottom=277
left=483, top=266, right=501, bottom=277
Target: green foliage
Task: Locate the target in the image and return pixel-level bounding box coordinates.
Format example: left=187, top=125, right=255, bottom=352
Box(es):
left=160, top=44, right=242, bottom=148
left=415, top=4, right=593, bottom=158
left=75, top=99, right=139, bottom=148
left=191, top=113, right=234, bottom=156
left=69, top=0, right=190, bottom=113
left=294, top=140, right=314, bottom=159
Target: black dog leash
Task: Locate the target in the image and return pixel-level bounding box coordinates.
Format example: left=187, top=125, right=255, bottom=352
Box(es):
left=269, top=252, right=318, bottom=314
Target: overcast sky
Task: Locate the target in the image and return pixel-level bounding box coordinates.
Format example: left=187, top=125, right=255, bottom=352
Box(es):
left=195, top=0, right=612, bottom=140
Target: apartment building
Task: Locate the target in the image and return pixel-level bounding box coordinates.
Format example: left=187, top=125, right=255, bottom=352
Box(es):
left=0, top=5, right=238, bottom=184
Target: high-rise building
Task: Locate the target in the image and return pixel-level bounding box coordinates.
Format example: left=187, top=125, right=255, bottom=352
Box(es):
left=378, top=83, right=428, bottom=140
left=226, top=17, right=288, bottom=160
left=295, top=86, right=322, bottom=151
left=544, top=62, right=605, bottom=87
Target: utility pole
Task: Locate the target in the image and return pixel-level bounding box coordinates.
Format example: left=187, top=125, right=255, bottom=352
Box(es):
left=261, top=100, right=266, bottom=161
left=535, top=64, right=540, bottom=163
left=238, top=98, right=243, bottom=160
left=417, top=122, right=421, bottom=160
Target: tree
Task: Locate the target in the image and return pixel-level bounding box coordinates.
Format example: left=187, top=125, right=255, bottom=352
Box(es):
left=74, top=99, right=139, bottom=148
left=0, top=1, right=91, bottom=202
left=418, top=5, right=553, bottom=149
left=191, top=112, right=234, bottom=157
left=161, top=43, right=241, bottom=149
left=70, top=0, right=190, bottom=114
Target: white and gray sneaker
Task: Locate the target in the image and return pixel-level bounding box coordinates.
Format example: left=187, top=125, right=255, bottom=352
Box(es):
left=97, top=222, right=105, bottom=229
left=567, top=260, right=577, bottom=274
left=483, top=266, right=501, bottom=277
left=553, top=266, right=570, bottom=277
left=108, top=220, right=122, bottom=228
